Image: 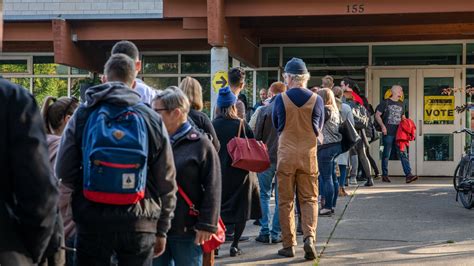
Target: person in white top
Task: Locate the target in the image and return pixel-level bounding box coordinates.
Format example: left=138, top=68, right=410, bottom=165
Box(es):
left=111, top=40, right=157, bottom=105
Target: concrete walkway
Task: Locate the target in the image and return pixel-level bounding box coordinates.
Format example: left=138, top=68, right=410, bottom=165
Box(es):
left=215, top=177, right=474, bottom=265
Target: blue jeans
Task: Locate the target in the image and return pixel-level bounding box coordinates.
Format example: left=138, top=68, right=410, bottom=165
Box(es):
left=338, top=165, right=347, bottom=188
left=153, top=235, right=203, bottom=266
left=257, top=163, right=281, bottom=238
left=382, top=135, right=412, bottom=177
left=318, top=144, right=342, bottom=209
left=333, top=164, right=347, bottom=208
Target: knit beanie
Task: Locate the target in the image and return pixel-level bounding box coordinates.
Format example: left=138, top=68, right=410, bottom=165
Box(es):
left=284, top=57, right=308, bottom=75
left=217, top=86, right=237, bottom=108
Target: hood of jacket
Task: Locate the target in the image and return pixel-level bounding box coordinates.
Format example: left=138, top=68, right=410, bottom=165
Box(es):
left=85, top=82, right=141, bottom=108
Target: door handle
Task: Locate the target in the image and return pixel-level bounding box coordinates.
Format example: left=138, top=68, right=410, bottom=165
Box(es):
left=419, top=120, right=422, bottom=137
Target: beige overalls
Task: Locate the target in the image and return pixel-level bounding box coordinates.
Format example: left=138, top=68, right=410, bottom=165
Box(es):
left=277, top=92, right=319, bottom=248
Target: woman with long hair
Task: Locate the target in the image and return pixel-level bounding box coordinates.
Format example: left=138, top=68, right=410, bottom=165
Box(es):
left=316, top=88, right=342, bottom=216
left=179, top=76, right=220, bottom=151
left=41, top=95, right=79, bottom=265
left=332, top=86, right=354, bottom=196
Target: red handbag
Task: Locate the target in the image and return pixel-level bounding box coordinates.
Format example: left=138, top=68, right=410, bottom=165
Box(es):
left=227, top=119, right=271, bottom=172
left=177, top=185, right=226, bottom=253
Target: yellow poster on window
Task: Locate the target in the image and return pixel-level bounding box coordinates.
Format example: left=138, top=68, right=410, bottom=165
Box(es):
left=424, top=96, right=455, bottom=122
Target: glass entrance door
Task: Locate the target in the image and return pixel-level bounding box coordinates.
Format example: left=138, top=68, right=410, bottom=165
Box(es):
left=371, top=69, right=463, bottom=176
left=372, top=70, right=417, bottom=176
left=416, top=69, right=463, bottom=176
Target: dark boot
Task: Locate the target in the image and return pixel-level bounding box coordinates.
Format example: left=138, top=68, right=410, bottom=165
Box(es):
left=406, top=175, right=418, bottom=183
left=364, top=177, right=374, bottom=187
left=278, top=246, right=295, bottom=257
left=304, top=236, right=317, bottom=260
left=382, top=175, right=391, bottom=183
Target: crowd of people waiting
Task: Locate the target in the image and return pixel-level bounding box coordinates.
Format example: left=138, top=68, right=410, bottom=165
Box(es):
left=0, top=40, right=417, bottom=266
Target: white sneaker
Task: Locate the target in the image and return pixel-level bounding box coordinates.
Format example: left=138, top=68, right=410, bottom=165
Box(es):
left=349, top=177, right=358, bottom=186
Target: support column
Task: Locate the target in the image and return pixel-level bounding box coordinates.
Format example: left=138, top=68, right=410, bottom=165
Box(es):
left=210, top=46, right=229, bottom=119
left=0, top=1, right=3, bottom=52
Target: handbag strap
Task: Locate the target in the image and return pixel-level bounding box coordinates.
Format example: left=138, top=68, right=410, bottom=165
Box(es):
left=177, top=185, right=200, bottom=216
left=236, top=119, right=248, bottom=139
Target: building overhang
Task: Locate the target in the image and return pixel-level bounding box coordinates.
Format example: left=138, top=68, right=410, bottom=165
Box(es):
left=2, top=0, right=474, bottom=71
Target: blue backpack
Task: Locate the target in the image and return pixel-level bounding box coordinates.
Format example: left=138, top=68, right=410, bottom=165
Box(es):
left=81, top=103, right=149, bottom=205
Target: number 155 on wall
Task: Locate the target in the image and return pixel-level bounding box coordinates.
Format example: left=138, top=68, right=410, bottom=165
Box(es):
left=347, top=4, right=365, bottom=13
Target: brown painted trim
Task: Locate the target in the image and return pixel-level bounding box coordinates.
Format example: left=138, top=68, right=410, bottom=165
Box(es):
left=260, top=35, right=474, bottom=44
left=72, top=20, right=206, bottom=41
left=254, top=23, right=474, bottom=39
left=3, top=21, right=53, bottom=41
left=183, top=18, right=207, bottom=30
left=0, top=1, right=3, bottom=52
left=163, top=0, right=207, bottom=18
left=225, top=0, right=474, bottom=17
left=2, top=41, right=53, bottom=52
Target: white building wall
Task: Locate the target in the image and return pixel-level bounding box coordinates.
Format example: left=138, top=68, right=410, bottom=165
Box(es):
left=3, top=0, right=163, bottom=20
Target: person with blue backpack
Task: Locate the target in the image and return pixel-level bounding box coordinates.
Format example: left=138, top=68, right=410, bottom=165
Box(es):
left=56, top=53, right=177, bottom=266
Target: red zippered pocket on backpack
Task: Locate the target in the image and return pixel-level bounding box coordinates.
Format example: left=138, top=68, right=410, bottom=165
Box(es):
left=93, top=160, right=140, bottom=169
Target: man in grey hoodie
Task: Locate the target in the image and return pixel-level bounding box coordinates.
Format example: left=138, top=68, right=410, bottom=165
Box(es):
left=56, top=54, right=177, bottom=265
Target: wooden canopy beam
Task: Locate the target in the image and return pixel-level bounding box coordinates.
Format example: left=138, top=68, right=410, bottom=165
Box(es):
left=52, top=19, right=106, bottom=73
left=72, top=20, right=206, bottom=41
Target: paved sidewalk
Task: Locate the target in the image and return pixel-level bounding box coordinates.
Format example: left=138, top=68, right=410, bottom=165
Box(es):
left=215, top=177, right=474, bottom=265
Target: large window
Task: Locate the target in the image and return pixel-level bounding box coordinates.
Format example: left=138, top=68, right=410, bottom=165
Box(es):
left=282, top=46, right=369, bottom=67
left=467, top=44, right=474, bottom=65
left=142, top=55, right=179, bottom=74
left=261, top=47, right=280, bottom=67
left=140, top=53, right=211, bottom=114
left=0, top=59, right=28, bottom=73
left=1, top=55, right=90, bottom=105
left=372, top=44, right=463, bottom=66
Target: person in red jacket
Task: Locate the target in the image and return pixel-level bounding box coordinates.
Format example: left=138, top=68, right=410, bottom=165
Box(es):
left=375, top=85, right=418, bottom=184
left=396, top=118, right=416, bottom=153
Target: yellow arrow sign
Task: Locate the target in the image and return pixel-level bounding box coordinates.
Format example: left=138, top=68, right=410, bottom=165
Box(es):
left=212, top=71, right=228, bottom=93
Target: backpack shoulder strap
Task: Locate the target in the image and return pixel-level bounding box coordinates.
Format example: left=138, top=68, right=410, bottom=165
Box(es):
left=74, top=104, right=94, bottom=148
left=133, top=103, right=160, bottom=164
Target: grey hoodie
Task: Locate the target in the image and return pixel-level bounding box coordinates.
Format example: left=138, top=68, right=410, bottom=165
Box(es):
left=56, top=82, right=177, bottom=237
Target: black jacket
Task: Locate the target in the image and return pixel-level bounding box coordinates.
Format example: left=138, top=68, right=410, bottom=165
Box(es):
left=188, top=109, right=220, bottom=152
left=254, top=97, right=278, bottom=164
left=169, top=127, right=221, bottom=236
left=56, top=82, right=177, bottom=237
left=212, top=117, right=261, bottom=223
left=0, top=78, right=59, bottom=264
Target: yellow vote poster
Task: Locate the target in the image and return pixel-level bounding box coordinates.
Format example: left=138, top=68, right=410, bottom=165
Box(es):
left=424, top=96, right=455, bottom=122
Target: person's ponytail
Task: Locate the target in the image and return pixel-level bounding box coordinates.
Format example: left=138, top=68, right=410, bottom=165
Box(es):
left=41, top=96, right=57, bottom=134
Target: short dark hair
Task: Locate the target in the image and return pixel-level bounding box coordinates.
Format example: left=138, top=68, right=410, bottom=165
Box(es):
left=342, top=77, right=358, bottom=91
left=104, top=53, right=136, bottom=86
left=111, top=40, right=139, bottom=61
left=228, top=67, right=246, bottom=87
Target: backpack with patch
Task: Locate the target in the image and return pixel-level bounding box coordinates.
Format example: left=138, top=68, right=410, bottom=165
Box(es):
left=81, top=103, right=149, bottom=205
left=352, top=103, right=370, bottom=130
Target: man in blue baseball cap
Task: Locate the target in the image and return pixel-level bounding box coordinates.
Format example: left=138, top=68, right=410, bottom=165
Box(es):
left=272, top=57, right=324, bottom=260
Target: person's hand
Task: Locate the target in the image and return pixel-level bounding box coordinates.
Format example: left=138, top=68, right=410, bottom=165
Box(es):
left=382, top=126, right=387, bottom=136
left=194, top=230, right=213, bottom=245
left=154, top=236, right=166, bottom=257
